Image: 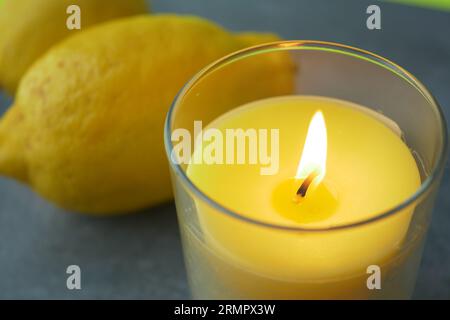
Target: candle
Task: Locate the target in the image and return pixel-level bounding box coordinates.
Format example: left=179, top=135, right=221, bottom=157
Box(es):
left=186, top=95, right=421, bottom=298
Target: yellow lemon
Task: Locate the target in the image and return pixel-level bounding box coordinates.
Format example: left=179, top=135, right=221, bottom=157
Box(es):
left=0, top=15, right=295, bottom=214
left=0, top=0, right=149, bottom=95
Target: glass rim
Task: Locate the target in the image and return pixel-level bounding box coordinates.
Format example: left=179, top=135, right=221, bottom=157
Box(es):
left=164, top=40, right=449, bottom=232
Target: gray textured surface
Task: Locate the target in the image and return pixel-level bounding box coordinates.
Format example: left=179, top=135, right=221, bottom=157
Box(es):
left=0, top=0, right=449, bottom=299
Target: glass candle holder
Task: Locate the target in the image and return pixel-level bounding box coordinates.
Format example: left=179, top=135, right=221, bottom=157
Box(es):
left=164, top=41, right=448, bottom=299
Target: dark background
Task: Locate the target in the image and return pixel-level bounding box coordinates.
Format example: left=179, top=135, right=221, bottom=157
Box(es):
left=0, top=0, right=449, bottom=299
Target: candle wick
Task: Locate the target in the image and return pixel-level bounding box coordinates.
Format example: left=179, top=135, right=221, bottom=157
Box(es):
left=296, top=170, right=319, bottom=198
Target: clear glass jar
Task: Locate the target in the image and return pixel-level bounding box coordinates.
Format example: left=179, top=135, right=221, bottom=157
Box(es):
left=164, top=41, right=448, bottom=299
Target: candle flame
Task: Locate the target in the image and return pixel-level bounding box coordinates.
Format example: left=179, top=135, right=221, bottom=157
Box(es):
left=295, top=111, right=327, bottom=185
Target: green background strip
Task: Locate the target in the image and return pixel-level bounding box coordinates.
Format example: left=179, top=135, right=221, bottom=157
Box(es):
left=387, top=0, right=450, bottom=12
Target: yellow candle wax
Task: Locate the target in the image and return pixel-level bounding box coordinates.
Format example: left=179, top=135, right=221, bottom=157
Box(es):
left=186, top=95, right=421, bottom=285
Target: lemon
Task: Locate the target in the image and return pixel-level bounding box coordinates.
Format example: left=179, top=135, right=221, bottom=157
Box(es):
left=0, top=15, right=295, bottom=214
left=0, top=0, right=149, bottom=95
